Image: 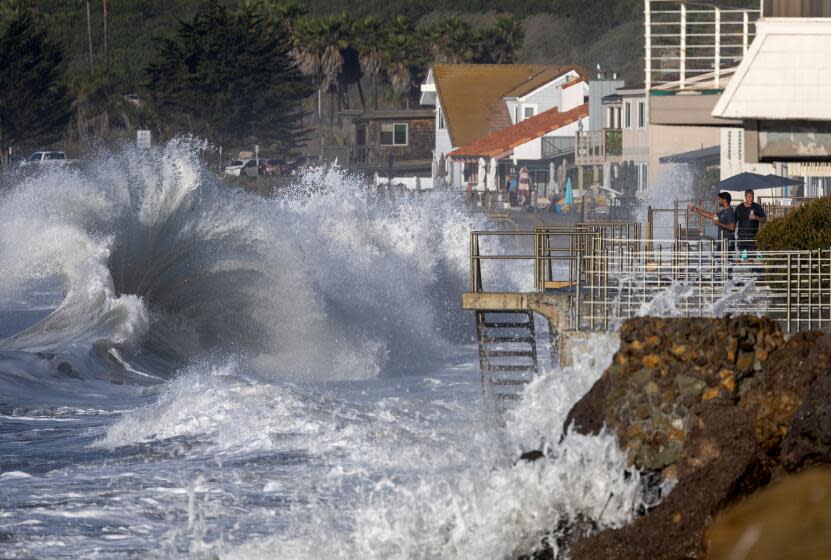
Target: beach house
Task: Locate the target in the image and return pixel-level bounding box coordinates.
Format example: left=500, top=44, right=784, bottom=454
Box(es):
left=420, top=64, right=587, bottom=190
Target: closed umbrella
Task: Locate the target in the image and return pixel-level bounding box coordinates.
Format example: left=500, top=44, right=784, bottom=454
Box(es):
left=445, top=154, right=453, bottom=188
left=477, top=157, right=487, bottom=191
left=519, top=167, right=530, bottom=204
left=548, top=161, right=556, bottom=196
left=431, top=157, right=439, bottom=188
left=487, top=157, right=498, bottom=192
left=564, top=175, right=574, bottom=206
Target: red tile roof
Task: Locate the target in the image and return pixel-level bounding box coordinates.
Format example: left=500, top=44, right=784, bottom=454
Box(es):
left=448, top=103, right=588, bottom=159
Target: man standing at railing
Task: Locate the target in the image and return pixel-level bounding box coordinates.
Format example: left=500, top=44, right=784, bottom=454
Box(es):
left=688, top=192, right=737, bottom=252
left=733, top=189, right=767, bottom=254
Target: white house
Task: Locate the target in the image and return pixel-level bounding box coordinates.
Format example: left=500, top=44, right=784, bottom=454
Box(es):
left=420, top=64, right=586, bottom=187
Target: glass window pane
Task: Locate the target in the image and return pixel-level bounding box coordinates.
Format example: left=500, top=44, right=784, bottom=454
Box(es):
left=394, top=124, right=407, bottom=145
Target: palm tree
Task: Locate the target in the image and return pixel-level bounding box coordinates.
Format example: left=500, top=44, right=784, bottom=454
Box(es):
left=383, top=16, right=424, bottom=109
left=355, top=16, right=386, bottom=110
left=476, top=16, right=524, bottom=64
left=316, top=14, right=353, bottom=124
left=290, top=17, right=325, bottom=121
left=423, top=16, right=474, bottom=64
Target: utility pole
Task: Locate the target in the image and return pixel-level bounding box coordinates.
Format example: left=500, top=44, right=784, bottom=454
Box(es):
left=85, top=0, right=94, bottom=75
left=102, top=0, right=109, bottom=72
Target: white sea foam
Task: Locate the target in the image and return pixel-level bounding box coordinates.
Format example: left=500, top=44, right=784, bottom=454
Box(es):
left=222, top=333, right=642, bottom=560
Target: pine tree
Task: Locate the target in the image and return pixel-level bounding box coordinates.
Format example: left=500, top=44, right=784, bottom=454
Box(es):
left=145, top=0, right=312, bottom=154
left=0, top=9, right=71, bottom=167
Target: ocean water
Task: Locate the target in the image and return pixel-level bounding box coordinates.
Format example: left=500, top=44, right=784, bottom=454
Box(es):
left=0, top=143, right=643, bottom=559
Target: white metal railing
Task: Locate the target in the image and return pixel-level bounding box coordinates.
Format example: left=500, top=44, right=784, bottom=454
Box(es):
left=645, top=0, right=761, bottom=91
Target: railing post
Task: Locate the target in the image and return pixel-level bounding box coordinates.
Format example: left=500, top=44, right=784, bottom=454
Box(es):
left=743, top=11, right=749, bottom=55
left=680, top=2, right=687, bottom=89
left=714, top=7, right=721, bottom=88
left=576, top=252, right=583, bottom=331
left=645, top=0, right=652, bottom=93
left=787, top=253, right=792, bottom=333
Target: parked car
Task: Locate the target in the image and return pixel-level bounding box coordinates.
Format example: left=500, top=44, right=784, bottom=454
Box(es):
left=262, top=158, right=285, bottom=176
left=24, top=151, right=67, bottom=166
left=223, top=158, right=259, bottom=177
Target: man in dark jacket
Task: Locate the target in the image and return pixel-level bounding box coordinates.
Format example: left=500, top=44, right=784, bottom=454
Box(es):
left=733, top=189, right=767, bottom=253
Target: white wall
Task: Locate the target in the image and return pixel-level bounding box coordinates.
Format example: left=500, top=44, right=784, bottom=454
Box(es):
left=435, top=98, right=454, bottom=157
left=522, top=81, right=562, bottom=116
left=515, top=138, right=542, bottom=160
left=720, top=127, right=774, bottom=180
left=547, top=117, right=585, bottom=137
left=562, top=82, right=588, bottom=112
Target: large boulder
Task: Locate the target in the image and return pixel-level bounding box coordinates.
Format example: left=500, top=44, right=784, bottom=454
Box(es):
left=705, top=469, right=831, bottom=560
left=559, top=316, right=831, bottom=559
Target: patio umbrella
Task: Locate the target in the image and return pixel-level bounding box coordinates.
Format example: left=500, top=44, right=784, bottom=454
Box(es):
left=431, top=157, right=439, bottom=180
left=487, top=157, right=498, bottom=191
left=718, top=172, right=778, bottom=191
left=564, top=176, right=574, bottom=206
left=477, top=157, right=487, bottom=191
left=519, top=167, right=530, bottom=202
left=765, top=174, right=803, bottom=187
left=548, top=161, right=556, bottom=196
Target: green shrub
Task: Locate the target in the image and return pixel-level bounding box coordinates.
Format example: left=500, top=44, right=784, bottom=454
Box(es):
left=757, top=196, right=831, bottom=251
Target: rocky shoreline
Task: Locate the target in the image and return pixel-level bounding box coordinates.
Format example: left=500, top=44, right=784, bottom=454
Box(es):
left=530, top=316, right=831, bottom=559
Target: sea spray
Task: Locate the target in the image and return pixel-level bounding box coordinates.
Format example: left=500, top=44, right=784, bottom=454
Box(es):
left=1, top=142, right=642, bottom=559
left=224, top=333, right=643, bottom=560
left=0, top=140, right=504, bottom=384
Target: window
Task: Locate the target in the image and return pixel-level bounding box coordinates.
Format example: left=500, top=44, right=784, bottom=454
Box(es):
left=438, top=107, right=446, bottom=130
left=524, top=106, right=536, bottom=119
left=637, top=101, right=645, bottom=128
left=624, top=102, right=632, bottom=129
left=381, top=123, right=408, bottom=146
left=463, top=162, right=478, bottom=183
left=638, top=163, right=649, bottom=191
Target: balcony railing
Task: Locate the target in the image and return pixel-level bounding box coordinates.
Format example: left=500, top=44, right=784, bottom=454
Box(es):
left=541, top=137, right=576, bottom=158
left=645, top=0, right=761, bottom=92
left=576, top=129, right=623, bottom=166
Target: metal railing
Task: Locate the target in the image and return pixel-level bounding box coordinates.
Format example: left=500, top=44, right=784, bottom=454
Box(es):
left=576, top=243, right=831, bottom=334
left=469, top=226, right=831, bottom=334
left=645, top=0, right=761, bottom=92
left=541, top=137, right=576, bottom=158
left=575, top=129, right=623, bottom=166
